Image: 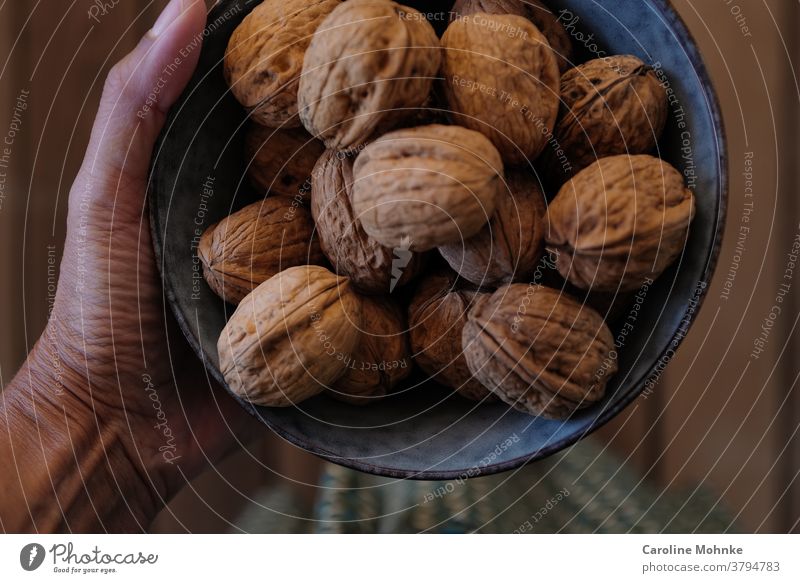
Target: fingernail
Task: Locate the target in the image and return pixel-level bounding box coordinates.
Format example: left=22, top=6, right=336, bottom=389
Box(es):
left=149, top=0, right=185, bottom=38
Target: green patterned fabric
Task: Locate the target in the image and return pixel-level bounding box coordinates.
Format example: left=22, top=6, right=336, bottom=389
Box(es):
left=234, top=438, right=735, bottom=533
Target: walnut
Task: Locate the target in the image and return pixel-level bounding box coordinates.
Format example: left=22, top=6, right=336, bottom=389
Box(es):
left=298, top=0, right=441, bottom=151
left=329, top=295, right=411, bottom=405
left=224, top=0, right=342, bottom=127
left=463, top=284, right=616, bottom=418
left=198, top=198, right=324, bottom=305
left=441, top=12, right=560, bottom=164
left=449, top=0, right=573, bottom=72
left=450, top=1, right=528, bottom=21
left=351, top=124, right=503, bottom=252
left=439, top=169, right=547, bottom=287
left=244, top=124, right=324, bottom=200
left=525, top=0, right=573, bottom=72
left=544, top=55, right=668, bottom=185
left=545, top=154, right=695, bottom=292
left=311, top=149, right=423, bottom=294
left=409, top=274, right=495, bottom=401
left=218, top=265, right=363, bottom=407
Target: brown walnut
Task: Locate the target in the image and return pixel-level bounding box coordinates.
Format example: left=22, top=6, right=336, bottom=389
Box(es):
left=439, top=169, right=547, bottom=287
left=298, top=0, right=442, bottom=151
left=311, top=149, right=423, bottom=294
left=329, top=295, right=411, bottom=405
left=351, top=124, right=503, bottom=252
left=198, top=197, right=324, bottom=305
left=463, top=284, right=616, bottom=418
left=545, top=154, right=695, bottom=292
left=224, top=0, right=342, bottom=127
left=218, top=265, right=363, bottom=407
left=409, top=274, right=495, bottom=401
left=441, top=12, right=560, bottom=164
left=544, top=55, right=668, bottom=185
left=525, top=0, right=573, bottom=73
left=449, top=0, right=573, bottom=72
left=245, top=124, right=324, bottom=200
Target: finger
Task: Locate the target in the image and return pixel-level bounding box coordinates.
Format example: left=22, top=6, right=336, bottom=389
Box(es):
left=74, top=0, right=207, bottom=201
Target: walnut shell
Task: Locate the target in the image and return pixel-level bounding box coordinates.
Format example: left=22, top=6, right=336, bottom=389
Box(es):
left=439, top=169, right=547, bottom=287
left=351, top=124, right=503, bottom=252
left=218, top=265, right=363, bottom=407
left=329, top=296, right=411, bottom=404
left=450, top=1, right=528, bottom=20
left=311, top=149, right=423, bottom=294
left=525, top=0, right=573, bottom=72
left=198, top=198, right=324, bottom=305
left=544, top=55, right=668, bottom=184
left=545, top=154, right=695, bottom=292
left=449, top=0, right=573, bottom=72
left=409, top=274, right=495, bottom=401
left=224, top=0, right=342, bottom=127
left=298, top=0, right=441, bottom=151
left=441, top=13, right=560, bottom=164
left=463, top=284, right=616, bottom=417
left=245, top=124, right=324, bottom=200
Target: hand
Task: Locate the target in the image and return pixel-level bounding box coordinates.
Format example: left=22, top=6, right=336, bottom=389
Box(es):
left=0, top=0, right=255, bottom=532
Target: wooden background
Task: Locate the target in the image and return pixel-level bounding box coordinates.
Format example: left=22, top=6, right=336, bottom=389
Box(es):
left=0, top=0, right=797, bottom=533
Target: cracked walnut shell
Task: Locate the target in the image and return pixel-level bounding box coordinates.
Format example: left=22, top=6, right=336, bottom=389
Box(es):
left=198, top=198, right=324, bottom=305
left=330, top=295, right=411, bottom=404
left=351, top=124, right=503, bottom=252
left=439, top=169, right=547, bottom=287
left=545, top=154, right=695, bottom=292
left=545, top=55, right=668, bottom=184
left=441, top=12, right=560, bottom=164
left=224, top=0, right=342, bottom=127
left=409, top=274, right=495, bottom=401
left=463, top=284, right=616, bottom=418
left=298, top=0, right=441, bottom=151
left=218, top=265, right=363, bottom=407
left=311, top=149, right=422, bottom=294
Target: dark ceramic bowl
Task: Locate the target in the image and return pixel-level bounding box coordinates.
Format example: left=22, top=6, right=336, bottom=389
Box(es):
left=149, top=0, right=726, bottom=479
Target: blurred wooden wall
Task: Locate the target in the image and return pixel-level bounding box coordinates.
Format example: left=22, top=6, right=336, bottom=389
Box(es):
left=597, top=0, right=800, bottom=533
left=1, top=1, right=797, bottom=533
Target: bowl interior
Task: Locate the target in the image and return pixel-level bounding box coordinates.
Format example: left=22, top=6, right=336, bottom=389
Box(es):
left=149, top=0, right=726, bottom=479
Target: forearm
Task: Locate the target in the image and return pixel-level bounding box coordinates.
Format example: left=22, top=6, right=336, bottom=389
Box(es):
left=0, top=342, right=163, bottom=533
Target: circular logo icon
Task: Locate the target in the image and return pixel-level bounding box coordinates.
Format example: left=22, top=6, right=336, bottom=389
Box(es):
left=20, top=543, right=46, bottom=571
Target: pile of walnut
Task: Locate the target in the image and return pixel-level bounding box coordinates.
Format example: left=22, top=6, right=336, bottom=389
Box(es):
left=202, top=0, right=695, bottom=419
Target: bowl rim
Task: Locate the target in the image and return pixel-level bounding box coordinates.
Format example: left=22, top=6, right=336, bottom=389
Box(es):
left=149, top=0, right=728, bottom=480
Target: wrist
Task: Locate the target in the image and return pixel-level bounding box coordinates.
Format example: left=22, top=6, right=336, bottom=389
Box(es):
left=0, top=340, right=167, bottom=532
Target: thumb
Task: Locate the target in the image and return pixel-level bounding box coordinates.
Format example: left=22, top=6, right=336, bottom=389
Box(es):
left=76, top=0, right=207, bottom=199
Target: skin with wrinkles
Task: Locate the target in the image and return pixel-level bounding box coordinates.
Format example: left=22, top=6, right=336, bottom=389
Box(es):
left=351, top=124, right=504, bottom=252
left=224, top=0, right=342, bottom=127
left=198, top=198, right=324, bottom=305
left=545, top=55, right=668, bottom=185
left=311, top=149, right=422, bottom=294
left=298, top=0, right=442, bottom=151
left=245, top=124, right=324, bottom=199
left=463, top=284, right=615, bottom=418
left=441, top=13, right=560, bottom=164
left=439, top=169, right=547, bottom=287
left=218, top=265, right=363, bottom=407
left=546, top=155, right=695, bottom=292
left=450, top=0, right=574, bottom=72
left=409, top=274, right=496, bottom=401
left=330, top=296, right=411, bottom=404
left=0, top=1, right=259, bottom=532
